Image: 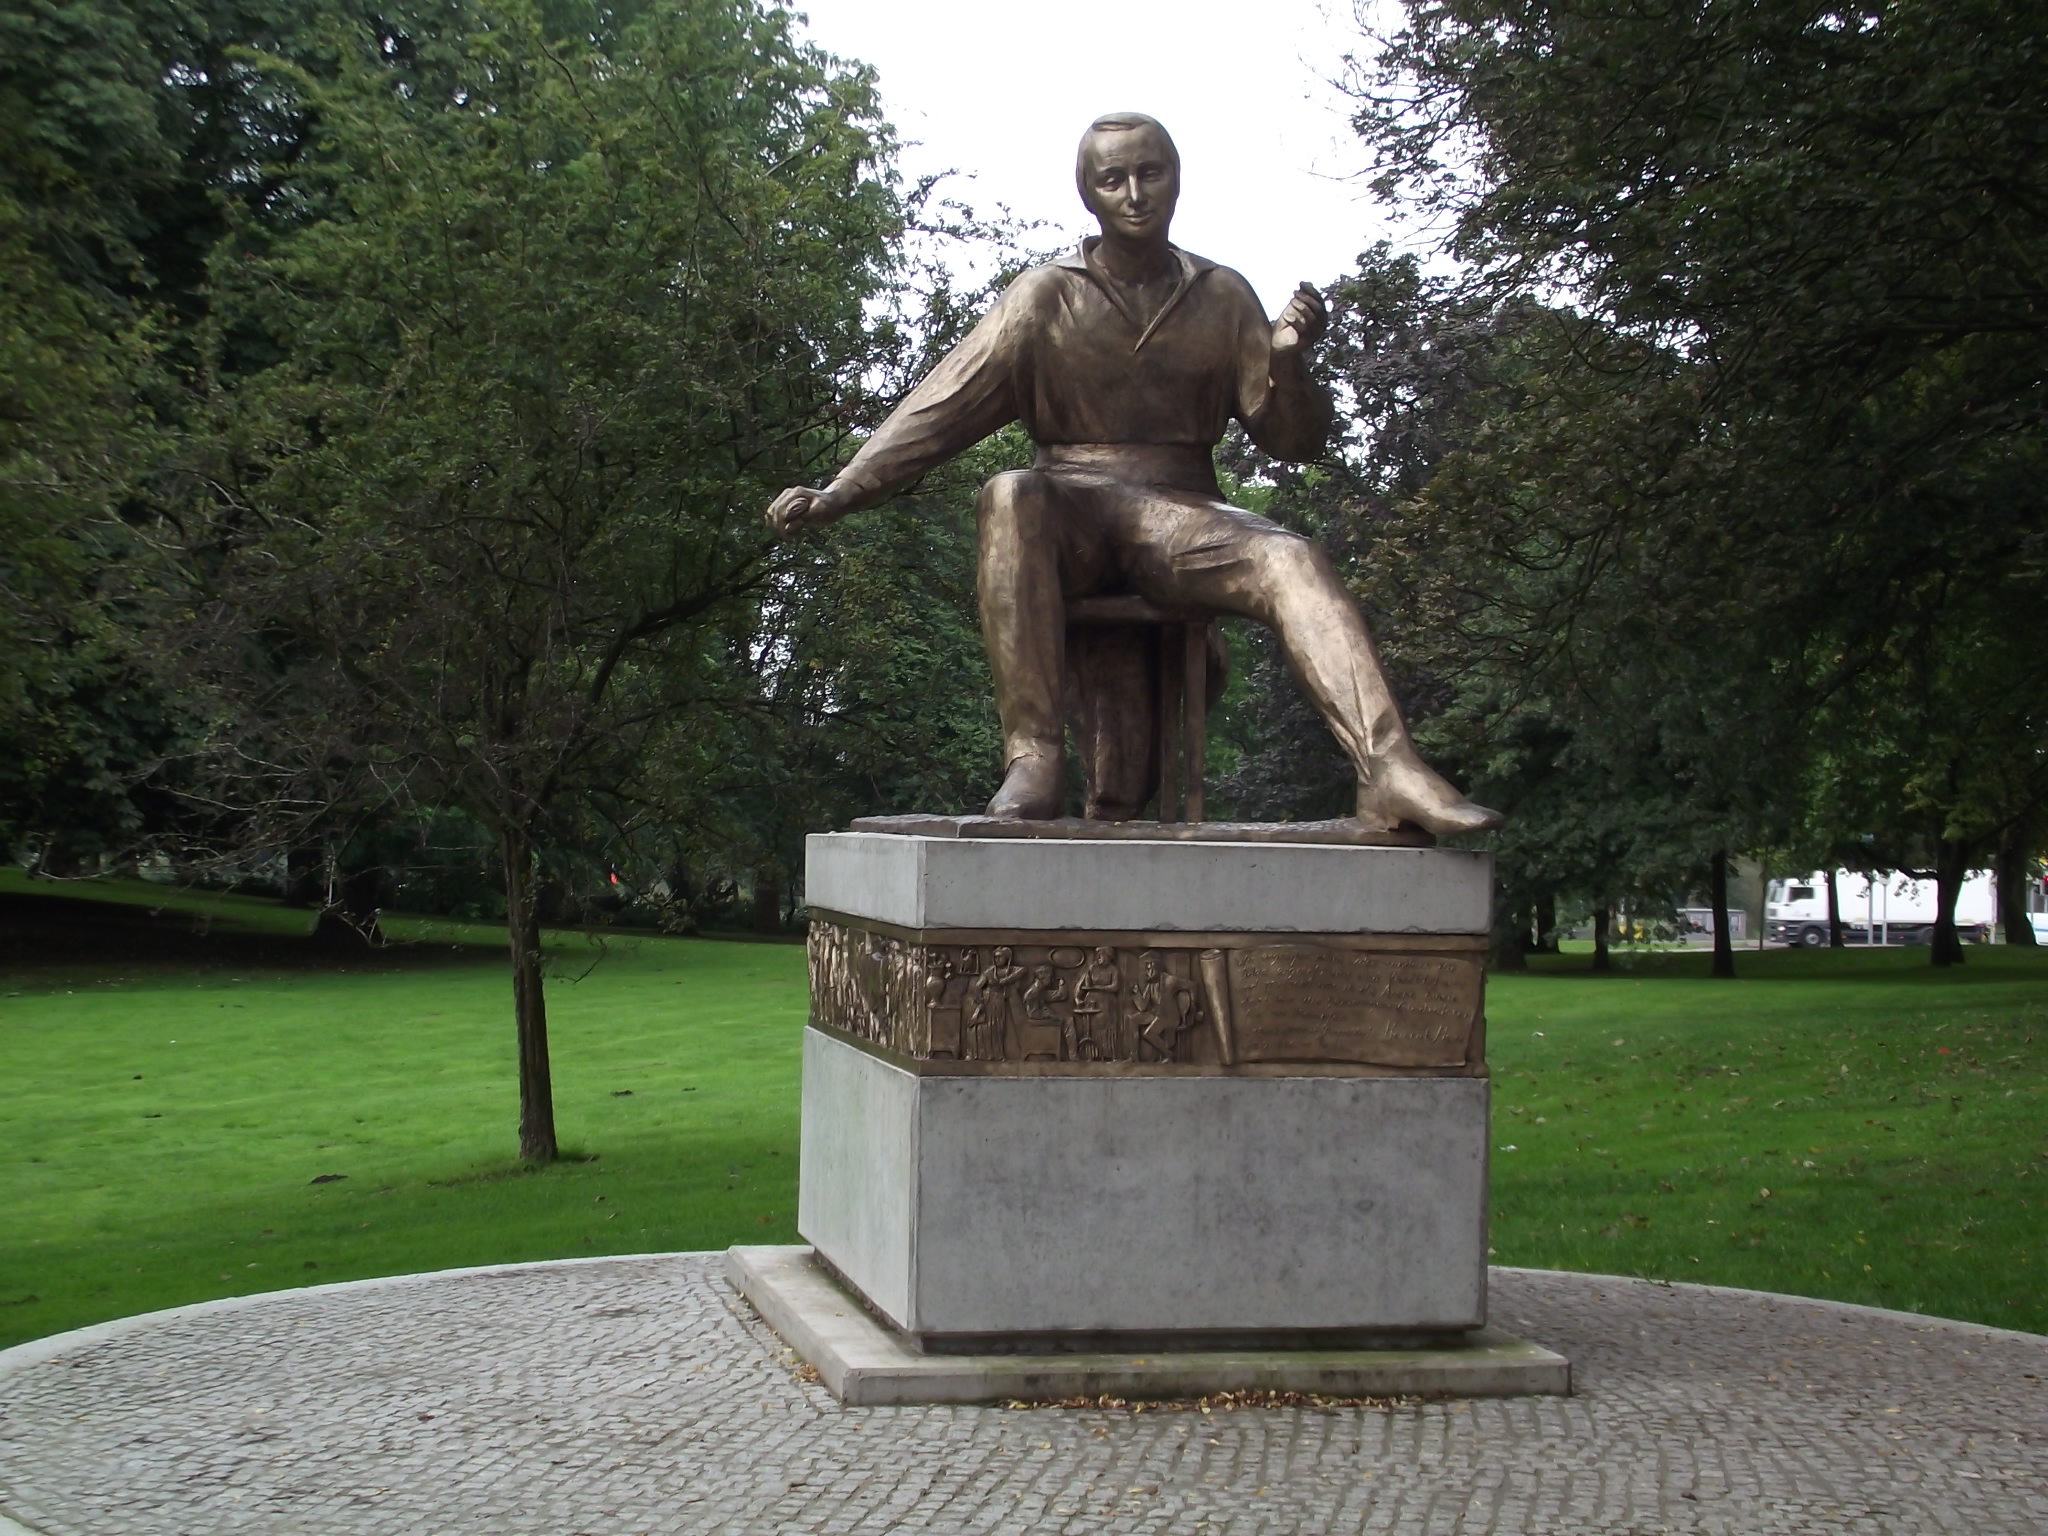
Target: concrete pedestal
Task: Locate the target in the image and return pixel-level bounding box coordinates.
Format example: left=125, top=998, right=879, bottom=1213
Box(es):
left=805, top=826, right=1493, bottom=935
left=743, top=827, right=1559, bottom=1399
left=798, top=1026, right=1489, bottom=1347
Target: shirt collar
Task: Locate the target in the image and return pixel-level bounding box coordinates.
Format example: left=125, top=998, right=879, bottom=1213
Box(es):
left=1064, top=238, right=1214, bottom=352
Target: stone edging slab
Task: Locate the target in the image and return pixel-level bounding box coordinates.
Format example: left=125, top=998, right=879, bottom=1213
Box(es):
left=726, top=1244, right=1571, bottom=1405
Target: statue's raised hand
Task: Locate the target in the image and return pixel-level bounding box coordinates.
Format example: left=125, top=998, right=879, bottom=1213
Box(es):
left=1272, top=281, right=1328, bottom=354
left=765, top=484, right=848, bottom=540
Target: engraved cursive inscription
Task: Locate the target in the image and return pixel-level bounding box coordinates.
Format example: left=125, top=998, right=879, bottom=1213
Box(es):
left=1224, top=947, right=1480, bottom=1067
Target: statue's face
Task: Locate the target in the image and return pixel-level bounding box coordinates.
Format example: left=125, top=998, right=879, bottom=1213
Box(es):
left=1079, top=125, right=1178, bottom=244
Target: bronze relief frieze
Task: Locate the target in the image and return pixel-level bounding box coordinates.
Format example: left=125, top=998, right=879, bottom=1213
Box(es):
left=806, top=912, right=1486, bottom=1076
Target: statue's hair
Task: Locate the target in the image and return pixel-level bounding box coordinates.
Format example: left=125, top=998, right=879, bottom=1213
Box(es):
left=1075, top=113, right=1179, bottom=195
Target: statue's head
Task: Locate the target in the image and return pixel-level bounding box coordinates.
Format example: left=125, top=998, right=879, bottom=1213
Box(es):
left=1076, top=113, right=1179, bottom=245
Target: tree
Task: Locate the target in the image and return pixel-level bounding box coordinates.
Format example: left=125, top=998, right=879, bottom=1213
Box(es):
left=0, top=0, right=176, bottom=865
left=0, top=0, right=344, bottom=871
left=1340, top=0, right=2048, bottom=965
left=1808, top=576, right=2048, bottom=965
left=156, top=0, right=902, bottom=1159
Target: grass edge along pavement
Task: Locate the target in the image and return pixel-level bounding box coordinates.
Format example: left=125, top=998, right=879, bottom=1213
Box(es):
left=1490, top=944, right=2047, bottom=1336
left=2, top=883, right=2045, bottom=1348
left=2, top=896, right=811, bottom=1348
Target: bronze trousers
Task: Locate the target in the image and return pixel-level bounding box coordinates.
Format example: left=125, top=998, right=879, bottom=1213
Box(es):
left=976, top=444, right=1411, bottom=784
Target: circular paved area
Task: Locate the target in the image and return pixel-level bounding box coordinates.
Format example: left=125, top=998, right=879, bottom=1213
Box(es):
left=0, top=1256, right=2042, bottom=1535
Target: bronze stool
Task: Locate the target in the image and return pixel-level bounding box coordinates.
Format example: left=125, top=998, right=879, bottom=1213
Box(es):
left=1064, top=595, right=1228, bottom=823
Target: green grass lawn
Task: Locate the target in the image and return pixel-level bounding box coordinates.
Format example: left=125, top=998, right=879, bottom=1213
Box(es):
left=2, top=910, right=2043, bottom=1350
left=1489, top=945, right=2047, bottom=1333
left=1, top=927, right=810, bottom=1349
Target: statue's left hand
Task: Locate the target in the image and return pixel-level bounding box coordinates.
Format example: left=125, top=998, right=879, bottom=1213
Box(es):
left=1272, top=281, right=1328, bottom=353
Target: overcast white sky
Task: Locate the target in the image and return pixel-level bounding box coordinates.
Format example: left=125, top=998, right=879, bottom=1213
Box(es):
left=789, top=0, right=1400, bottom=315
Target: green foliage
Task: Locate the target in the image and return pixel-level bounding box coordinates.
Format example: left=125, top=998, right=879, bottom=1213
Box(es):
left=1320, top=1, right=2048, bottom=942
left=0, top=0, right=340, bottom=865
left=0, top=0, right=166, bottom=854
left=1357, top=0, right=2047, bottom=384
left=163, top=0, right=903, bottom=848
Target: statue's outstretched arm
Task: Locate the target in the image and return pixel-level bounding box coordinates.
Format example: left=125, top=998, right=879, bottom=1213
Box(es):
left=766, top=298, right=1021, bottom=539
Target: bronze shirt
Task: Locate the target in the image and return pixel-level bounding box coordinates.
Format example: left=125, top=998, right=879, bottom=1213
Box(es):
left=830, top=240, right=1331, bottom=508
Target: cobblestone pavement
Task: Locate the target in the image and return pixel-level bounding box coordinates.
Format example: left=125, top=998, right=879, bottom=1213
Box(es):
left=0, top=1255, right=2042, bottom=1535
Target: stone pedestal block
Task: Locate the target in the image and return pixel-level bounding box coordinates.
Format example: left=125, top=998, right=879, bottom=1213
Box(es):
left=799, top=1027, right=1489, bottom=1347
left=807, top=826, right=1493, bottom=936
left=789, top=828, right=1502, bottom=1355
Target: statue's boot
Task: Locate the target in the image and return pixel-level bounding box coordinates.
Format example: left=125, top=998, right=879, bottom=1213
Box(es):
left=985, top=749, right=1064, bottom=820
left=1355, top=744, right=1504, bottom=835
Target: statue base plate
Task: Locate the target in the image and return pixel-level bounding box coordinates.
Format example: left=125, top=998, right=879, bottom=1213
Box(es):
left=728, top=1245, right=1570, bottom=1406
left=847, top=813, right=1434, bottom=847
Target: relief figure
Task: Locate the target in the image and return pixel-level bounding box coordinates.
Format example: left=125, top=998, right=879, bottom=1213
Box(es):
left=923, top=952, right=962, bottom=1059
left=1131, top=949, right=1197, bottom=1062
left=1068, top=945, right=1120, bottom=1061
left=1019, top=961, right=1069, bottom=1061
left=970, top=945, right=1027, bottom=1061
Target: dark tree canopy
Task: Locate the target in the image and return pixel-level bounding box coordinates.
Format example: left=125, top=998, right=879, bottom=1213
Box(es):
left=1311, top=0, right=2048, bottom=961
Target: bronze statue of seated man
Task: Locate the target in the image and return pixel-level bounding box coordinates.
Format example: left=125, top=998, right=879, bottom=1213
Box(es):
left=766, top=112, right=1502, bottom=836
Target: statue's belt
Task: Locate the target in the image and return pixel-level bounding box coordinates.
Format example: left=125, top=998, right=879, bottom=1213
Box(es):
left=1033, top=442, right=1219, bottom=493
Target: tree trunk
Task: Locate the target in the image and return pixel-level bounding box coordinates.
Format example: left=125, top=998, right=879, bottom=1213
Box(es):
left=1931, top=837, right=1968, bottom=967
left=1490, top=897, right=1529, bottom=972
left=1710, top=850, right=1736, bottom=979
left=341, top=863, right=386, bottom=923
left=1755, top=855, right=1767, bottom=952
left=1592, top=905, right=1611, bottom=972
left=1996, top=818, right=2038, bottom=947
left=1532, top=891, right=1558, bottom=953
left=1825, top=867, right=1845, bottom=948
left=283, top=844, right=326, bottom=908
left=752, top=864, right=782, bottom=935
left=312, top=858, right=384, bottom=947
left=502, top=827, right=558, bottom=1162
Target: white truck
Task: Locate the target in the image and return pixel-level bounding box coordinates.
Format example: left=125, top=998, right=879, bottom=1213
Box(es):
left=1765, top=869, right=1996, bottom=947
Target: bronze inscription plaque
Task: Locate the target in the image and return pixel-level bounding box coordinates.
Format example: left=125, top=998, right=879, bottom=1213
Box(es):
left=1225, top=946, right=1480, bottom=1067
